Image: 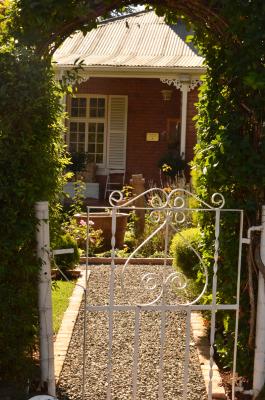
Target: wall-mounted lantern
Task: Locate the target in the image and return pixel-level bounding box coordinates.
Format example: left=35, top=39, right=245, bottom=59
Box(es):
left=161, top=89, right=173, bottom=101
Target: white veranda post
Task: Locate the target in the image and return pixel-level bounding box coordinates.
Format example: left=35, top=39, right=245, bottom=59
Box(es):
left=160, top=76, right=201, bottom=159
left=180, top=80, right=188, bottom=158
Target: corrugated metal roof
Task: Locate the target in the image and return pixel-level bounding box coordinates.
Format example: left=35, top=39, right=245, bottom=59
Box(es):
left=54, top=11, right=205, bottom=70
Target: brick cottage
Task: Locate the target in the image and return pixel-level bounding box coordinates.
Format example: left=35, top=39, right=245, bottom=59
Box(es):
left=54, top=10, right=206, bottom=199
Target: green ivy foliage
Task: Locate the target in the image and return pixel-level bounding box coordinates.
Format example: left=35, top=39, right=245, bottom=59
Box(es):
left=0, top=46, right=67, bottom=381
left=189, top=2, right=265, bottom=375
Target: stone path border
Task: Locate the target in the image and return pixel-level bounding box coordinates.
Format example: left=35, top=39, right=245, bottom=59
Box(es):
left=54, top=270, right=89, bottom=380
left=54, top=268, right=226, bottom=399
left=191, top=313, right=227, bottom=399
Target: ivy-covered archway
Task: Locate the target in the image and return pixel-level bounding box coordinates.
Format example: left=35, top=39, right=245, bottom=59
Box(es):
left=1, top=0, right=264, bottom=389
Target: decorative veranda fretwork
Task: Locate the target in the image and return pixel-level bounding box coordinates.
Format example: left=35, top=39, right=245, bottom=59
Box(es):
left=54, top=68, right=90, bottom=85
left=81, top=188, right=243, bottom=400
left=160, top=77, right=202, bottom=91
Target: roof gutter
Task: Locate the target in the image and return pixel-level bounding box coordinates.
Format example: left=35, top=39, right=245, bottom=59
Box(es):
left=53, top=64, right=207, bottom=80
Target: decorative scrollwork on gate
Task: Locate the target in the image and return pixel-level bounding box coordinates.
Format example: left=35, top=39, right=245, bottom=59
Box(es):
left=109, top=187, right=224, bottom=306
left=109, top=187, right=225, bottom=210
left=121, top=236, right=208, bottom=307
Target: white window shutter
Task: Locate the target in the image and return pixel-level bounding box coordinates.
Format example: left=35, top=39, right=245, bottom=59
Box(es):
left=107, top=96, right=128, bottom=169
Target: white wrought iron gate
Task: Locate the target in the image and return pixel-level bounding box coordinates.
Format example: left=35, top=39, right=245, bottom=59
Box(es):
left=81, top=188, right=244, bottom=400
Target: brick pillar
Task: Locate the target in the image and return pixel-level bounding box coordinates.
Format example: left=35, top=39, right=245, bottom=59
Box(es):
left=130, top=174, right=145, bottom=235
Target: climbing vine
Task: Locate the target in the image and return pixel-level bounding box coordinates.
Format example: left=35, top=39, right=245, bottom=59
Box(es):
left=0, top=46, right=68, bottom=382
left=1, top=0, right=265, bottom=387
left=190, top=2, right=265, bottom=374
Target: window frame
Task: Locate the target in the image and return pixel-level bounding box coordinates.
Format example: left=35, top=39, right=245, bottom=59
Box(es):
left=67, top=94, right=108, bottom=168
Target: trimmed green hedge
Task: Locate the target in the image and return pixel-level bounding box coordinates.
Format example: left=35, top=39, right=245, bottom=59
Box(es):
left=170, top=227, right=201, bottom=280
left=53, top=234, right=80, bottom=272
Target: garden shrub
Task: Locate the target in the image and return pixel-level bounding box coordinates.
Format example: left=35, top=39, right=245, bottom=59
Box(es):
left=0, top=46, right=68, bottom=383
left=124, top=230, right=137, bottom=252
left=136, top=211, right=169, bottom=257
left=62, top=216, right=103, bottom=256
left=67, top=151, right=88, bottom=174
left=158, top=152, right=187, bottom=179
left=170, top=227, right=201, bottom=280
left=53, top=233, right=80, bottom=272
left=60, top=180, right=103, bottom=255
left=122, top=211, right=138, bottom=251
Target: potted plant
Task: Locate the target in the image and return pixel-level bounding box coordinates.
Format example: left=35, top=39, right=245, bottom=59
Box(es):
left=158, top=151, right=186, bottom=179
left=66, top=151, right=96, bottom=182
left=74, top=211, right=129, bottom=250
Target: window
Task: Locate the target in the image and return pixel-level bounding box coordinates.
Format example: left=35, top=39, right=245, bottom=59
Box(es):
left=87, top=122, right=104, bottom=163
left=67, top=95, right=128, bottom=171
left=71, top=98, right=86, bottom=117
left=69, top=122, right=86, bottom=153
left=89, top=98, right=105, bottom=118
left=68, top=95, right=106, bottom=166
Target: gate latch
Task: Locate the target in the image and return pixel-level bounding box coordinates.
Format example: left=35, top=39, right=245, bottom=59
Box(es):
left=52, top=248, right=74, bottom=255
left=242, top=225, right=262, bottom=244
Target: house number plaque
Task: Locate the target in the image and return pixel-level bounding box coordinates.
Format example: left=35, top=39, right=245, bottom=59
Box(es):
left=146, top=132, right=159, bottom=141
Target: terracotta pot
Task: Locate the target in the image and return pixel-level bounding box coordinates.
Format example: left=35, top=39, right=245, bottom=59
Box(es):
left=75, top=212, right=128, bottom=250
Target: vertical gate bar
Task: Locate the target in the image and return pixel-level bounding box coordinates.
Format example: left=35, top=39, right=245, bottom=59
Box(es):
left=132, top=307, right=141, bottom=400
left=164, top=210, right=170, bottom=264
left=81, top=208, right=91, bottom=400
left=82, top=287, right=88, bottom=400
left=85, top=207, right=91, bottom=288
left=181, top=201, right=191, bottom=400
left=106, top=207, right=117, bottom=400
left=208, top=209, right=220, bottom=400
left=158, top=306, right=166, bottom=400
left=231, top=210, right=244, bottom=400
left=158, top=210, right=170, bottom=400
left=182, top=309, right=191, bottom=400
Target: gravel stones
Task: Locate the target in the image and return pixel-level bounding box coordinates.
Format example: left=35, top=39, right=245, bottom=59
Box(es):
left=57, top=265, right=207, bottom=400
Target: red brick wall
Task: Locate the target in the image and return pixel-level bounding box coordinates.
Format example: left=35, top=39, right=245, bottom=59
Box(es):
left=75, top=77, right=198, bottom=188
left=186, top=88, right=198, bottom=164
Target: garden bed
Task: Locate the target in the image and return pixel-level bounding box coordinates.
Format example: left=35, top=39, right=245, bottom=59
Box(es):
left=51, top=269, right=81, bottom=280
left=80, top=256, right=173, bottom=265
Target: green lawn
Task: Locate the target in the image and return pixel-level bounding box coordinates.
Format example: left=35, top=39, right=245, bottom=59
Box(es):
left=52, top=280, right=76, bottom=334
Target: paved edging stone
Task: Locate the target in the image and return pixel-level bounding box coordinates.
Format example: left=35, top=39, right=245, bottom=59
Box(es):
left=54, top=271, right=89, bottom=380
left=190, top=312, right=227, bottom=399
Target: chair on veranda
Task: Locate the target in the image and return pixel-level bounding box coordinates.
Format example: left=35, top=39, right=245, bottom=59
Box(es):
left=104, top=168, right=125, bottom=199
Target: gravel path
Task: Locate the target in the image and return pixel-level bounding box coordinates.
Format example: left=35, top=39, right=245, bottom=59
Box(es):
left=57, top=265, right=207, bottom=400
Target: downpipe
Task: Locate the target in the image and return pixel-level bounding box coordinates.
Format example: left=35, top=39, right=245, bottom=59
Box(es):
left=234, top=386, right=254, bottom=396
left=242, top=205, right=265, bottom=399
left=253, top=206, right=265, bottom=398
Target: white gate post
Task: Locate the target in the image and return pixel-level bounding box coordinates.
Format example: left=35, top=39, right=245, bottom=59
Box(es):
left=253, top=205, right=265, bottom=397
left=35, top=202, right=56, bottom=397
